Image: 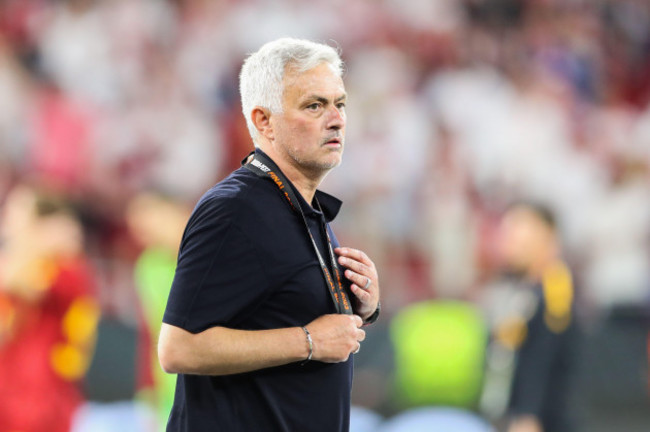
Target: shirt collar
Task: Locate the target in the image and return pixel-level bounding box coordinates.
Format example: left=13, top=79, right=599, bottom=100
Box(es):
left=312, top=189, right=342, bottom=222
left=251, top=148, right=343, bottom=222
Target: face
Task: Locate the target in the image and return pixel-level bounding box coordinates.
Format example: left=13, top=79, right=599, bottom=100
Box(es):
left=0, top=187, right=82, bottom=258
left=0, top=186, right=37, bottom=244
left=497, top=207, right=554, bottom=274
left=268, top=62, right=347, bottom=174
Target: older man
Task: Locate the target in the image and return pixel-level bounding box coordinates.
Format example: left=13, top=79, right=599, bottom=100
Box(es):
left=158, top=38, right=380, bottom=431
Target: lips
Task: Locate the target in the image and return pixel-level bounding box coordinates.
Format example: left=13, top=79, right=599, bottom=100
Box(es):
left=323, top=136, right=342, bottom=146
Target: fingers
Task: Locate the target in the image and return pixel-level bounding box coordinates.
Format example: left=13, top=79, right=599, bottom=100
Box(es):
left=339, top=257, right=371, bottom=275
left=352, top=323, right=365, bottom=356
left=351, top=315, right=365, bottom=342
left=335, top=247, right=372, bottom=267
left=337, top=247, right=380, bottom=322
left=351, top=315, right=365, bottom=351
left=336, top=248, right=377, bottom=291
left=350, top=283, right=373, bottom=303
left=337, top=254, right=372, bottom=276
left=344, top=270, right=371, bottom=290
left=345, top=269, right=374, bottom=307
left=307, top=314, right=365, bottom=363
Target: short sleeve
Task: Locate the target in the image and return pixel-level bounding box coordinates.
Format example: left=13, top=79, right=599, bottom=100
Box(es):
left=162, top=195, right=270, bottom=333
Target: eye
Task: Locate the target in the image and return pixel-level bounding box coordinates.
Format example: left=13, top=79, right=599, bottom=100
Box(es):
left=336, top=102, right=346, bottom=110
left=306, top=102, right=322, bottom=111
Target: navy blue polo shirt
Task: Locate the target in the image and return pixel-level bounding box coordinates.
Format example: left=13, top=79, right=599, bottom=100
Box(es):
left=163, top=150, right=353, bottom=432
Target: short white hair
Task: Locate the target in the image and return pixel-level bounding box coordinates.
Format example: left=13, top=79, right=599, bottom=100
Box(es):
left=239, top=38, right=344, bottom=146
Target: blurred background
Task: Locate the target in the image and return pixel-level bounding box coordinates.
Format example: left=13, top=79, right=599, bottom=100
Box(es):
left=0, top=0, right=649, bottom=431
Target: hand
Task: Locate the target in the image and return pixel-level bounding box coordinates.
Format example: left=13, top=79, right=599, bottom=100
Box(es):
left=305, top=314, right=365, bottom=363
left=335, top=247, right=380, bottom=322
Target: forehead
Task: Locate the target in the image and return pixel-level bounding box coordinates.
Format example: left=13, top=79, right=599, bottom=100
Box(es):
left=502, top=207, right=549, bottom=235
left=282, top=63, right=345, bottom=102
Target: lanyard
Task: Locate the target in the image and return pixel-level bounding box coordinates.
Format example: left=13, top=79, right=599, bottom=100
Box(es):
left=242, top=151, right=353, bottom=315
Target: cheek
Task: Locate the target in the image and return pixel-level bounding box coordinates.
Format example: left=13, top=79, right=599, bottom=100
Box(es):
left=281, top=118, right=321, bottom=145
left=293, top=118, right=319, bottom=136
left=498, top=228, right=528, bottom=264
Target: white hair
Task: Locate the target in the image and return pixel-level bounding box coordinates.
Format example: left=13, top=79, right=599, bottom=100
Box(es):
left=239, top=38, right=344, bottom=146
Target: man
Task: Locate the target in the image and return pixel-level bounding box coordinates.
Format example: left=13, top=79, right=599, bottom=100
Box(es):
left=484, top=202, right=578, bottom=432
left=158, top=38, right=381, bottom=432
left=0, top=185, right=99, bottom=432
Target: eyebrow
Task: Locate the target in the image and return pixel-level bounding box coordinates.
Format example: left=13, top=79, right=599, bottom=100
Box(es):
left=303, top=93, right=347, bottom=104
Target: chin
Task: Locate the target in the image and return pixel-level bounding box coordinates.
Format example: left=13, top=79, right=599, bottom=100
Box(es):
left=307, top=152, right=342, bottom=170
left=288, top=146, right=342, bottom=172
left=311, top=159, right=340, bottom=171
left=322, top=155, right=343, bottom=170
left=326, top=147, right=344, bottom=163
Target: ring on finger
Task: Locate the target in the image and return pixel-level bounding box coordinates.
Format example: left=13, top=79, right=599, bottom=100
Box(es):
left=363, top=277, right=371, bottom=290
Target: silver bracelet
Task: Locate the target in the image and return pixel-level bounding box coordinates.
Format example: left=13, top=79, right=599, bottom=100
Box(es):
left=301, top=326, right=313, bottom=365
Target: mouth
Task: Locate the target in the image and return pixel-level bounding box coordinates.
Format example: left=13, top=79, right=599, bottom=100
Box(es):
left=322, top=137, right=342, bottom=147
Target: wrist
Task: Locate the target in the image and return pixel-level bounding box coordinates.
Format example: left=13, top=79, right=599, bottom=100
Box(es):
left=300, top=326, right=313, bottom=365
left=361, top=302, right=381, bottom=325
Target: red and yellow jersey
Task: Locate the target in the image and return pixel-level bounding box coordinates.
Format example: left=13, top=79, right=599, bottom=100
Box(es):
left=0, top=256, right=99, bottom=432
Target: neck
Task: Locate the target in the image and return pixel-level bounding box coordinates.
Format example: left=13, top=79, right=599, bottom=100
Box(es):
left=258, top=145, right=328, bottom=205
left=281, top=163, right=324, bottom=204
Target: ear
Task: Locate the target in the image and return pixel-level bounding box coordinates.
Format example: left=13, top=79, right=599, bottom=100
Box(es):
left=251, top=107, right=274, bottom=142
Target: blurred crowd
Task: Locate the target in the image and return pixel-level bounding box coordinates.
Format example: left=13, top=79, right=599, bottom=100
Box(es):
left=0, top=0, right=649, bottom=431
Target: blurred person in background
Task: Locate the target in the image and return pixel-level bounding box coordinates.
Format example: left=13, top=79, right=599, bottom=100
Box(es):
left=126, top=192, right=190, bottom=430
left=157, top=38, right=381, bottom=431
left=0, top=184, right=99, bottom=432
left=481, top=202, right=579, bottom=432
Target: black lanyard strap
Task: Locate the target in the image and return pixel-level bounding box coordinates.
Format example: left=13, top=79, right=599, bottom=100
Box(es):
left=243, top=151, right=353, bottom=315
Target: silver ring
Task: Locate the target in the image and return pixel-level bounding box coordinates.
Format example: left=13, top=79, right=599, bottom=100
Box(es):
left=353, top=343, right=361, bottom=354
left=363, top=277, right=371, bottom=290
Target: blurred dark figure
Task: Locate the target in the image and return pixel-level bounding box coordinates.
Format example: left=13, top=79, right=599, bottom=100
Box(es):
left=0, top=185, right=99, bottom=432
left=126, top=192, right=190, bottom=430
left=482, top=202, right=579, bottom=432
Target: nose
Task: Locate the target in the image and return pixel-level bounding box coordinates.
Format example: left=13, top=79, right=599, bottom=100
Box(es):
left=326, top=104, right=345, bottom=130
